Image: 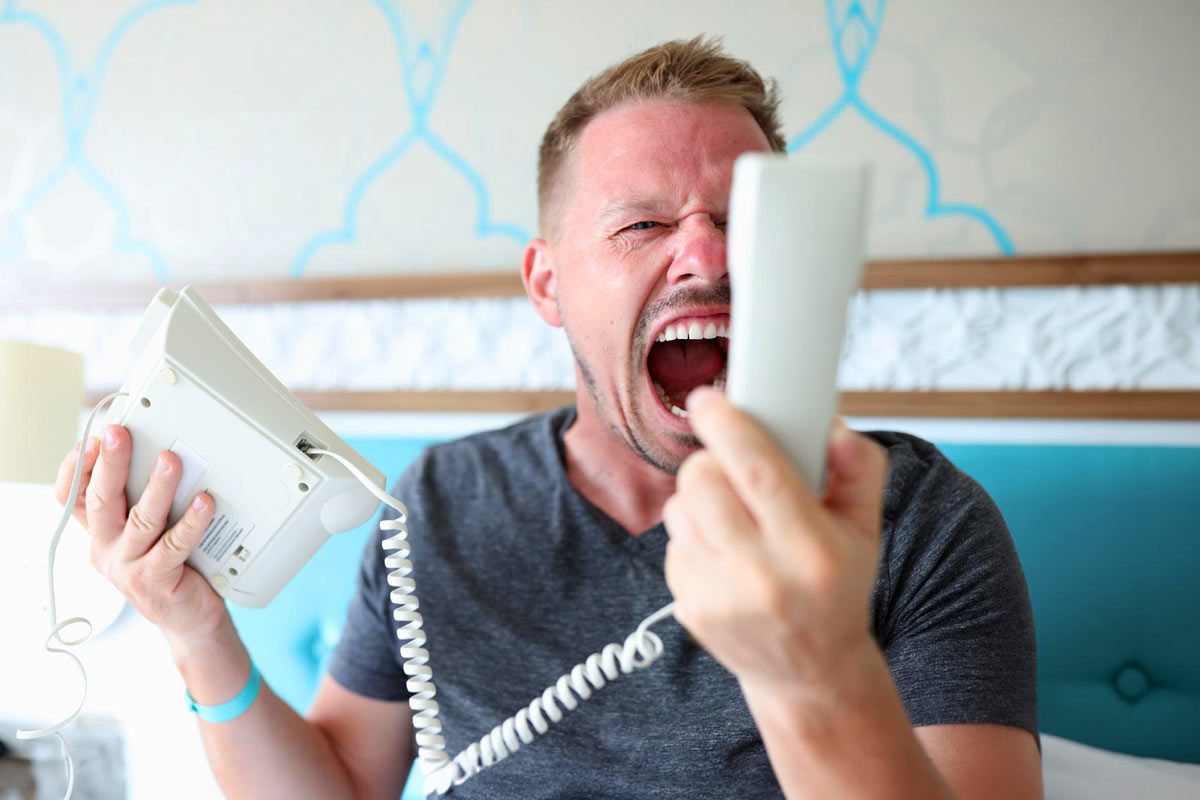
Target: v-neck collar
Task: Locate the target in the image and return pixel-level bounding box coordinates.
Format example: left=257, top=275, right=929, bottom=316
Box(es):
left=548, top=405, right=670, bottom=563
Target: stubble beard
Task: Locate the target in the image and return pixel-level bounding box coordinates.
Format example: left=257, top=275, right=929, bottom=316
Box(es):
left=561, top=287, right=731, bottom=476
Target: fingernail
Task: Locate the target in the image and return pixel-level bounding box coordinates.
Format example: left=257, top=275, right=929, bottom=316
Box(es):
left=104, top=427, right=118, bottom=450
left=87, top=436, right=101, bottom=455
left=156, top=454, right=170, bottom=474
left=686, top=386, right=719, bottom=414
left=191, top=494, right=206, bottom=510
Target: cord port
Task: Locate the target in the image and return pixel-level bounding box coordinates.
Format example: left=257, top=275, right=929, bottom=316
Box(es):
left=294, top=432, right=326, bottom=462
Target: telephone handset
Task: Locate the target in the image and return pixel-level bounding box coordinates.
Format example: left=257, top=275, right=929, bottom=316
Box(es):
left=29, top=152, right=867, bottom=797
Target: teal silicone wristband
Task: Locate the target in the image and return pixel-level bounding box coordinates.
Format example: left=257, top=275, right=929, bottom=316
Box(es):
left=187, top=663, right=261, bottom=723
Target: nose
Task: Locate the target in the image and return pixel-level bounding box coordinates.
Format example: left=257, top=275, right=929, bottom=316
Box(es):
left=666, top=214, right=727, bottom=287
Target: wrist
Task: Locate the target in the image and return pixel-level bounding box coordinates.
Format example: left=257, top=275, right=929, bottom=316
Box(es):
left=739, top=635, right=889, bottom=730
left=166, top=612, right=252, bottom=706
left=739, top=636, right=953, bottom=800
left=163, top=604, right=234, bottom=660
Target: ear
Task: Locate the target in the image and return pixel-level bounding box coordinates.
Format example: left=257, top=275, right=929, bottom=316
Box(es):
left=522, top=237, right=563, bottom=327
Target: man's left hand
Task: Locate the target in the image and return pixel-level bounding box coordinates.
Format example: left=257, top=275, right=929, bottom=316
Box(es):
left=662, top=386, right=890, bottom=698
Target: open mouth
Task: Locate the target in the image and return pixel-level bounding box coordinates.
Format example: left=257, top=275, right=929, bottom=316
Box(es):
left=646, top=315, right=730, bottom=419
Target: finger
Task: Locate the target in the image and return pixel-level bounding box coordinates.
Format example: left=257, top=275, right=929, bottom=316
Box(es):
left=86, top=425, right=132, bottom=543
left=674, top=451, right=759, bottom=549
left=662, top=493, right=710, bottom=551
left=119, top=450, right=184, bottom=561
left=662, top=498, right=724, bottom=601
left=820, top=419, right=889, bottom=541
left=685, top=387, right=820, bottom=535
left=146, top=492, right=213, bottom=575
left=54, top=436, right=102, bottom=528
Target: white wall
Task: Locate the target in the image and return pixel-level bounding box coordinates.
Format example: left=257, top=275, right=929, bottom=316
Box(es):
left=2, top=0, right=1199, bottom=288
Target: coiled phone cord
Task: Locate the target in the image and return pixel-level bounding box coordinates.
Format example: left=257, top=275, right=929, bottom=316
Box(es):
left=31, top=397, right=673, bottom=798
left=20, top=391, right=129, bottom=800
left=307, top=448, right=678, bottom=795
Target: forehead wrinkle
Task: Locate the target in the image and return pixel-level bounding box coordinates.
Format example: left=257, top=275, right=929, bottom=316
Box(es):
left=595, top=196, right=671, bottom=226
left=569, top=101, right=770, bottom=235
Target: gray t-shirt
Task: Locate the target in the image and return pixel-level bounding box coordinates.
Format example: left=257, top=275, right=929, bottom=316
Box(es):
left=328, top=406, right=1037, bottom=798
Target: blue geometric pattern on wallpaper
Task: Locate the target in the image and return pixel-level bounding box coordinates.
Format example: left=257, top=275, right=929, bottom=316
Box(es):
left=0, top=0, right=1015, bottom=282
left=790, top=0, right=1015, bottom=255
left=0, top=0, right=194, bottom=283
left=289, top=0, right=531, bottom=279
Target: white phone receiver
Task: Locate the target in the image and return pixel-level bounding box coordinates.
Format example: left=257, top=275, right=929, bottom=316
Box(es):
left=725, top=153, right=870, bottom=490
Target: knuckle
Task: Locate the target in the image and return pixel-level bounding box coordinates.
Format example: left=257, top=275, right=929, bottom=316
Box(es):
left=743, top=456, right=789, bottom=498
left=85, top=487, right=108, bottom=511
left=125, top=503, right=160, bottom=536
left=159, top=528, right=188, bottom=558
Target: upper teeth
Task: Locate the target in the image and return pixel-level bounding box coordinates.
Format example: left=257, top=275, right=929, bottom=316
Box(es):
left=656, top=321, right=730, bottom=343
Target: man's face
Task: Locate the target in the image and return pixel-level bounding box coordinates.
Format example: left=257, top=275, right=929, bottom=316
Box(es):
left=551, top=100, right=772, bottom=473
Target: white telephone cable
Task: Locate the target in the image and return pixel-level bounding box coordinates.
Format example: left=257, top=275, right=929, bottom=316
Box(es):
left=430, top=601, right=675, bottom=794
left=19, top=391, right=128, bottom=800
left=307, top=447, right=678, bottom=795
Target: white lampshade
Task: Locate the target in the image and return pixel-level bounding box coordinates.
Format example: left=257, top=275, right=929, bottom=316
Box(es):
left=0, top=339, right=85, bottom=484
left=0, top=339, right=126, bottom=670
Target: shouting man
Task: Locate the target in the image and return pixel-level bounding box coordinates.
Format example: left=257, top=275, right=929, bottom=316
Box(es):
left=58, top=36, right=1041, bottom=799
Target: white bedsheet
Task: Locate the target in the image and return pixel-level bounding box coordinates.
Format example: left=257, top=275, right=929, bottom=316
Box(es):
left=1043, top=733, right=1200, bottom=800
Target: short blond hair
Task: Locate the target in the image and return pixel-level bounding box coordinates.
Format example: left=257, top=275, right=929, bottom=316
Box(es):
left=537, top=34, right=787, bottom=238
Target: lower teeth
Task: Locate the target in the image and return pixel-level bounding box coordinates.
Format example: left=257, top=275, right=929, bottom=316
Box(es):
left=652, top=368, right=729, bottom=418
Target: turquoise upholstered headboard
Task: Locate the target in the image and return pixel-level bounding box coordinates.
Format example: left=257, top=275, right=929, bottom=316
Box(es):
left=230, top=432, right=1200, bottom=797
left=941, top=443, right=1200, bottom=764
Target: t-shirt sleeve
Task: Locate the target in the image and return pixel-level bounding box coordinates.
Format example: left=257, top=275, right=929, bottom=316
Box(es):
left=326, top=461, right=421, bottom=702
left=875, top=439, right=1038, bottom=738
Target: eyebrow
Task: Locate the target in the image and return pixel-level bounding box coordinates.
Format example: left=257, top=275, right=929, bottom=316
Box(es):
left=595, top=198, right=667, bottom=227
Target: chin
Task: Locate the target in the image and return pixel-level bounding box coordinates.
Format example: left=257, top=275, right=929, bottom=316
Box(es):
left=625, top=388, right=703, bottom=474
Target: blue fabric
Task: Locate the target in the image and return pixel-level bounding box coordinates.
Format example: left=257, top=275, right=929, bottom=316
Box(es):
left=939, top=444, right=1200, bottom=764
left=232, top=435, right=1200, bottom=799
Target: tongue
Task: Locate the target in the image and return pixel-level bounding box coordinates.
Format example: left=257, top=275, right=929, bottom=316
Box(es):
left=647, top=339, right=724, bottom=396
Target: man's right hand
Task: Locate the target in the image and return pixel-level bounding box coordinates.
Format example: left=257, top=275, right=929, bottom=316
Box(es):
left=53, top=424, right=227, bottom=649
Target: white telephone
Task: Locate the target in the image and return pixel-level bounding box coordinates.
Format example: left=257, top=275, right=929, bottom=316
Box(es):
left=100, top=287, right=386, bottom=608
left=28, top=152, right=867, bottom=798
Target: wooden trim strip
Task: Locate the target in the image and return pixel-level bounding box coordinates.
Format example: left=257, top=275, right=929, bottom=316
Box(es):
left=838, top=391, right=1200, bottom=420
left=10, top=251, right=1200, bottom=310
left=292, top=390, right=575, bottom=414
left=84, top=389, right=1200, bottom=419
left=859, top=251, right=1200, bottom=290
left=1, top=271, right=528, bottom=311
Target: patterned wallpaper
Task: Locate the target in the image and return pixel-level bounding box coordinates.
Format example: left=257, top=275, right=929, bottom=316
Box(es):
left=2, top=1, right=1198, bottom=395
left=3, top=0, right=1199, bottom=287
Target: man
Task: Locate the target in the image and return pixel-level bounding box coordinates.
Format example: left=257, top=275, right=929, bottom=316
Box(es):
left=56, top=36, right=1041, bottom=799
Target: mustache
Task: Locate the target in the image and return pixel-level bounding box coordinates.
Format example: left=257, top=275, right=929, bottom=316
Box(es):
left=634, top=284, right=732, bottom=354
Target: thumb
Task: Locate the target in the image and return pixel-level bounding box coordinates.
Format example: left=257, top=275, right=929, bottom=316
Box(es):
left=820, top=419, right=889, bottom=539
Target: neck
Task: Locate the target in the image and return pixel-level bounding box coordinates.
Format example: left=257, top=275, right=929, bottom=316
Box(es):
left=563, top=385, right=677, bottom=536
